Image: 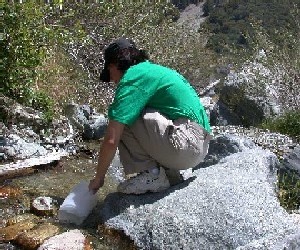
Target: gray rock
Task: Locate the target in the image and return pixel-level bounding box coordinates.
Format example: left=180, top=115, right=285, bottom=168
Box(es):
left=280, top=145, right=300, bottom=177
left=0, top=136, right=7, bottom=146
left=237, top=228, right=300, bottom=250
left=64, top=103, right=107, bottom=140
left=195, top=134, right=256, bottom=169
left=64, top=103, right=89, bottom=131
left=99, top=141, right=299, bottom=249
left=83, top=114, right=107, bottom=140
left=5, top=134, right=48, bottom=160
left=0, top=95, right=46, bottom=131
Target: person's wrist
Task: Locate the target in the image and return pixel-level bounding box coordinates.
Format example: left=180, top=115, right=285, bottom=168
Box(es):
left=95, top=172, right=105, bottom=181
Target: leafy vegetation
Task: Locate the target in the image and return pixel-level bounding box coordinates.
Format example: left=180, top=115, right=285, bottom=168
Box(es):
left=2, top=1, right=218, bottom=120
left=2, top=1, right=89, bottom=122
left=202, top=0, right=299, bottom=57
left=278, top=171, right=300, bottom=211
left=260, top=110, right=300, bottom=141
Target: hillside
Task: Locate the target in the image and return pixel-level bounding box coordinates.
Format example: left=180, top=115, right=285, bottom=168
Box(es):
left=2, top=1, right=299, bottom=124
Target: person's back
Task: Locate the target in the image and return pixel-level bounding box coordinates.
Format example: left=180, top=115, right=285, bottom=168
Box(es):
left=109, top=61, right=210, bottom=133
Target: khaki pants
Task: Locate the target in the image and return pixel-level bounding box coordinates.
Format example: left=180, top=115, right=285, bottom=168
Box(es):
left=119, top=109, right=211, bottom=175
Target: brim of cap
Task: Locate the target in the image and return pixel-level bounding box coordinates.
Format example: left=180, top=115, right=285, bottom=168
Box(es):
left=100, top=63, right=110, bottom=82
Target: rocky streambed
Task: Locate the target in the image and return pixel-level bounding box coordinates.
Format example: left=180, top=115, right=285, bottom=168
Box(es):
left=0, top=141, right=137, bottom=250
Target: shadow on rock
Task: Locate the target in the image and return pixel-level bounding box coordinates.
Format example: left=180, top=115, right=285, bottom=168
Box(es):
left=99, top=176, right=196, bottom=223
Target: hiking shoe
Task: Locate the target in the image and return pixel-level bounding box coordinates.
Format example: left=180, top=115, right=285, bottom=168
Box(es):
left=117, top=167, right=170, bottom=194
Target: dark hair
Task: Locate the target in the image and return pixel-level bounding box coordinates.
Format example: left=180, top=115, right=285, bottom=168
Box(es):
left=100, top=38, right=149, bottom=82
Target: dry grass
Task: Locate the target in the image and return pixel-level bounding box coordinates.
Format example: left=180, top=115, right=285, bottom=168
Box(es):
left=34, top=47, right=89, bottom=117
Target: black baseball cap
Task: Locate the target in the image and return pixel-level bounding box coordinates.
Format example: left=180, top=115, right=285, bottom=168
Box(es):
left=100, top=37, right=138, bottom=82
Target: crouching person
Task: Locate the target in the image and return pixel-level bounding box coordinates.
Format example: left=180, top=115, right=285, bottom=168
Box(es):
left=89, top=37, right=211, bottom=195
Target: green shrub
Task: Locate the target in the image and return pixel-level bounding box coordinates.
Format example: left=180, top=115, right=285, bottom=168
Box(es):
left=31, top=91, right=54, bottom=124
left=201, top=0, right=299, bottom=57
left=260, top=110, right=300, bottom=141
left=2, top=1, right=88, bottom=122
left=278, top=171, right=300, bottom=210
left=2, top=2, right=47, bottom=104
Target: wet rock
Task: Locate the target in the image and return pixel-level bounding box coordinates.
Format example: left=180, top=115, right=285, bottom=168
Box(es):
left=98, top=224, right=136, bottom=250
left=0, top=186, right=23, bottom=199
left=0, top=243, right=15, bottom=250
left=0, top=167, right=36, bottom=182
left=0, top=219, right=37, bottom=242
left=6, top=214, right=39, bottom=227
left=31, top=196, right=56, bottom=216
left=100, top=144, right=300, bottom=249
left=38, top=229, right=92, bottom=250
left=0, top=151, right=68, bottom=181
left=16, top=223, right=59, bottom=250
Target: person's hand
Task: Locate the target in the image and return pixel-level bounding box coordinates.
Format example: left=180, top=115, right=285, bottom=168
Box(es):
left=89, top=177, right=104, bottom=194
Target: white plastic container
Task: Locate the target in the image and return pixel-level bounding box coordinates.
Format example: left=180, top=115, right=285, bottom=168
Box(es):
left=58, top=181, right=97, bottom=225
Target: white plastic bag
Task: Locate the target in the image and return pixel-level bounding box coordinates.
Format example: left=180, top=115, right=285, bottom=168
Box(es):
left=58, top=181, right=97, bottom=225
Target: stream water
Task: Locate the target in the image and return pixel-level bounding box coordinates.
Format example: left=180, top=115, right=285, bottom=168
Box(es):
left=1, top=141, right=136, bottom=250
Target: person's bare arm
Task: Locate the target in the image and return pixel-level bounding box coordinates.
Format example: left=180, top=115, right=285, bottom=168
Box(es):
left=89, top=120, right=124, bottom=193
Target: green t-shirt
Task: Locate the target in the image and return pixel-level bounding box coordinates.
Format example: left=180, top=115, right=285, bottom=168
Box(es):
left=108, top=61, right=211, bottom=132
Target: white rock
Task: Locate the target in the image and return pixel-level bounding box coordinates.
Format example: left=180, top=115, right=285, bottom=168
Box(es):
left=38, top=229, right=87, bottom=250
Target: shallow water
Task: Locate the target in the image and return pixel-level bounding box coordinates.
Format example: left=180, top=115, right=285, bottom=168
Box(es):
left=1, top=142, right=136, bottom=250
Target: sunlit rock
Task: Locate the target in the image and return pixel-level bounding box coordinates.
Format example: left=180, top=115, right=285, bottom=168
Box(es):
left=16, top=223, right=59, bottom=250
left=195, top=134, right=256, bottom=169
left=83, top=114, right=107, bottom=140
left=0, top=94, right=45, bottom=131
left=176, top=3, right=207, bottom=31
left=64, top=103, right=108, bottom=140
left=99, top=136, right=300, bottom=249
left=210, top=125, right=297, bottom=160
left=221, top=52, right=298, bottom=123
left=4, top=134, right=48, bottom=160
left=38, top=229, right=92, bottom=250
left=0, top=151, right=68, bottom=180
left=31, top=196, right=56, bottom=216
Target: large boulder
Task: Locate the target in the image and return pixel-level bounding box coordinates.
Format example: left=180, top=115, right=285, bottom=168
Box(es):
left=99, top=135, right=300, bottom=249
